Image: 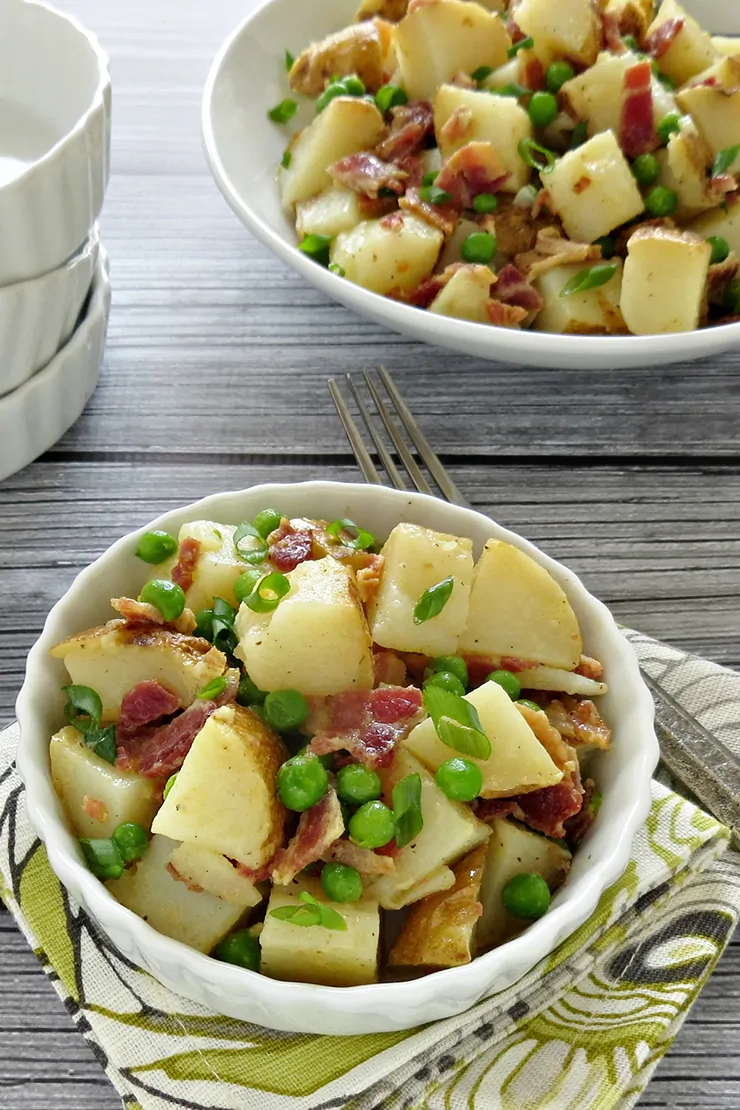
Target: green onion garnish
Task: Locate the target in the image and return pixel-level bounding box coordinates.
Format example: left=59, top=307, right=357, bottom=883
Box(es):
left=712, top=145, right=740, bottom=178
left=197, top=676, right=228, bottom=700
left=413, top=576, right=454, bottom=624
left=419, top=185, right=452, bottom=205
left=375, top=84, right=408, bottom=113
left=79, top=838, right=125, bottom=881
left=211, top=596, right=238, bottom=654
left=392, top=772, right=423, bottom=848
left=243, top=572, right=291, bottom=613
left=491, top=83, right=531, bottom=99
left=518, top=137, right=557, bottom=173
left=560, top=263, right=618, bottom=297
left=421, top=170, right=438, bottom=187
left=284, top=49, right=294, bottom=71
left=326, top=518, right=376, bottom=550
left=298, top=233, right=333, bottom=266
left=473, top=192, right=498, bottom=213
left=281, top=150, right=292, bottom=168
left=63, top=684, right=117, bottom=764
left=268, top=99, right=298, bottom=124
left=422, top=685, right=492, bottom=760
left=269, top=890, right=347, bottom=930
left=329, top=262, right=345, bottom=277
left=570, top=120, right=589, bottom=149
left=508, top=36, right=534, bottom=57
left=234, top=521, right=269, bottom=565
left=471, top=65, right=494, bottom=83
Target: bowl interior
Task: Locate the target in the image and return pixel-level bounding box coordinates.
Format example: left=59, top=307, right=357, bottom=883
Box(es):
left=0, top=0, right=106, bottom=185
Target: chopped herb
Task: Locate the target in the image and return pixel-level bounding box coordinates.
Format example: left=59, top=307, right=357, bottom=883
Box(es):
left=712, top=145, right=740, bottom=178
left=375, top=84, right=408, bottom=113
left=269, top=890, right=347, bottom=930
left=422, top=684, right=491, bottom=760
left=62, top=684, right=117, bottom=764
left=284, top=49, right=294, bottom=71
left=268, top=99, right=298, bottom=124
left=234, top=521, right=269, bottom=565
left=560, top=263, right=619, bottom=297
left=329, top=262, right=345, bottom=276
left=281, top=150, right=292, bottom=168
left=518, top=137, right=557, bottom=173
left=197, top=676, right=228, bottom=700
left=211, top=596, right=238, bottom=654
left=508, top=36, right=534, bottom=58
left=413, top=576, right=454, bottom=624
left=419, top=184, right=452, bottom=205
left=491, top=82, right=531, bottom=98
left=326, top=518, right=376, bottom=550
left=392, top=772, right=423, bottom=848
left=421, top=170, right=439, bottom=187
left=243, top=571, right=291, bottom=613
left=471, top=65, right=494, bottom=83
left=298, top=233, right=333, bottom=265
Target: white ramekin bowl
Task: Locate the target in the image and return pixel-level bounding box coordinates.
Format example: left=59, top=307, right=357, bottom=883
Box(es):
left=0, top=226, right=99, bottom=399
left=202, top=0, right=740, bottom=370
left=16, top=482, right=659, bottom=1035
left=0, top=0, right=111, bottom=287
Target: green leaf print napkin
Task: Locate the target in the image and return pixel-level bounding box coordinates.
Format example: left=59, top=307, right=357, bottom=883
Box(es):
left=2, top=630, right=739, bottom=1110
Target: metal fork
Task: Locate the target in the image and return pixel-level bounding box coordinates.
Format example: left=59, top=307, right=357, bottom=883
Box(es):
left=328, top=367, right=740, bottom=847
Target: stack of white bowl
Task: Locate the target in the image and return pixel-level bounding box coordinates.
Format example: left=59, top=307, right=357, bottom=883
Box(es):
left=0, top=0, right=112, bottom=482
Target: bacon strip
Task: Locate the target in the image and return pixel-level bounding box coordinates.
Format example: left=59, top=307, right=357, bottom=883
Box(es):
left=543, top=696, right=612, bottom=750
left=324, top=838, right=395, bottom=876
left=307, top=686, right=424, bottom=768
left=376, top=101, right=434, bottom=162
left=373, top=649, right=407, bottom=688
left=329, top=151, right=407, bottom=199
left=645, top=18, right=684, bottom=59
left=271, top=787, right=344, bottom=885
left=494, top=263, right=544, bottom=314
left=356, top=554, right=384, bottom=607
left=118, top=680, right=180, bottom=733
left=268, top=519, right=314, bottom=572
left=620, top=60, right=657, bottom=158
left=515, top=227, right=602, bottom=280
left=486, top=300, right=528, bottom=328
left=110, top=597, right=196, bottom=635
left=171, top=537, right=201, bottom=593
left=409, top=264, right=467, bottom=308
left=563, top=777, right=598, bottom=846
left=601, top=9, right=624, bottom=53
left=436, top=142, right=510, bottom=210
left=399, top=186, right=458, bottom=235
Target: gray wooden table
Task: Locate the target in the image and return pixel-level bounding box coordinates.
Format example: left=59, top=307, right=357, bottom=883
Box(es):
left=1, top=0, right=739, bottom=1105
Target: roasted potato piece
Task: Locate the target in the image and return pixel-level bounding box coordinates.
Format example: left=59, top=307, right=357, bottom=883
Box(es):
left=280, top=97, right=384, bottom=209
left=108, top=835, right=245, bottom=953
left=514, top=0, right=601, bottom=68
left=687, top=203, right=740, bottom=258
left=331, top=213, right=444, bottom=296
left=560, top=52, right=677, bottom=141
left=620, top=226, right=712, bottom=335
left=712, top=36, right=740, bottom=58
left=235, top=557, right=374, bottom=696
left=50, top=726, right=161, bottom=838
left=654, top=119, right=724, bottom=218
left=459, top=539, right=583, bottom=669
left=513, top=665, right=607, bottom=697
left=388, top=843, right=487, bottom=969
left=676, top=78, right=740, bottom=174
left=167, top=843, right=263, bottom=908
left=543, top=130, right=645, bottom=245
left=393, top=0, right=510, bottom=101
left=404, top=680, right=563, bottom=798
left=289, top=23, right=385, bottom=97
left=533, top=260, right=626, bottom=335
left=51, top=622, right=227, bottom=723
left=604, top=0, right=654, bottom=40
left=434, top=85, right=533, bottom=193
left=428, top=264, right=495, bottom=323
left=155, top=520, right=248, bottom=614
left=259, top=876, right=380, bottom=986
left=151, top=704, right=288, bottom=868
left=646, top=0, right=719, bottom=86
left=295, top=186, right=364, bottom=239
left=355, top=0, right=409, bottom=22
left=368, top=523, right=474, bottom=657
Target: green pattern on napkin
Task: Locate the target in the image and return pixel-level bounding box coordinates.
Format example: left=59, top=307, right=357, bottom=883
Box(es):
left=2, top=630, right=739, bottom=1110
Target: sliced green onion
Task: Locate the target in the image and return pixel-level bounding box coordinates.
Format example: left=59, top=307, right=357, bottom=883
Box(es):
left=269, top=890, right=347, bottom=930
left=422, top=685, right=491, bottom=760
left=234, top=569, right=263, bottom=605
left=421, top=170, right=439, bottom=187
left=211, top=596, right=238, bottom=654
left=570, top=120, right=589, bottom=149
left=518, top=137, right=556, bottom=173
left=268, top=99, right=298, bottom=124
left=79, top=837, right=124, bottom=881
left=62, top=684, right=117, bottom=764
left=491, top=82, right=531, bottom=99
left=243, top=572, right=291, bottom=613
left=392, top=772, right=423, bottom=848
left=419, top=185, right=452, bottom=205
left=594, top=235, right=615, bottom=260
left=375, top=84, right=408, bottom=113
left=197, top=676, right=228, bottom=701
left=508, top=36, right=534, bottom=58
left=284, top=49, right=294, bottom=71
left=413, top=576, right=454, bottom=624
left=163, top=773, right=178, bottom=800
left=471, top=65, right=494, bottom=83
left=326, top=518, right=376, bottom=550
left=298, top=233, right=333, bottom=266
left=281, top=150, right=292, bottom=168
left=560, top=263, right=618, bottom=297
left=712, top=145, right=740, bottom=178
left=233, top=521, right=269, bottom=565
left=329, top=262, right=345, bottom=276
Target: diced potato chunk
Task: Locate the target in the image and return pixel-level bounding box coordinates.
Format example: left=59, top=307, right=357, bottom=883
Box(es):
left=259, top=876, right=380, bottom=986
left=167, top=843, right=263, bottom=908
left=428, top=264, right=495, bottom=323
left=369, top=751, right=490, bottom=910
left=51, top=623, right=227, bottom=723
left=289, top=22, right=385, bottom=96
left=687, top=203, right=740, bottom=258
left=434, top=85, right=533, bottom=193
left=604, top=0, right=654, bottom=39
left=459, top=539, right=583, bottom=669
left=330, top=213, right=443, bottom=296
left=620, top=226, right=712, bottom=335
left=107, top=835, right=245, bottom=953
left=513, top=665, right=607, bottom=697
left=50, top=726, right=161, bottom=838
left=235, top=557, right=374, bottom=696
left=646, top=0, right=719, bottom=86
left=543, top=130, right=645, bottom=244
left=156, top=520, right=248, bottom=613
left=388, top=843, right=487, bottom=968
left=514, top=0, right=601, bottom=68
left=355, top=0, right=409, bottom=22
left=676, top=80, right=740, bottom=173
left=477, top=819, right=571, bottom=950
left=393, top=0, right=510, bottom=101
left=533, top=260, right=626, bottom=335
left=368, top=523, right=474, bottom=656
left=280, top=97, right=384, bottom=208
left=295, top=186, right=364, bottom=239
left=404, top=680, right=563, bottom=798
left=654, top=119, right=721, bottom=218
left=151, top=704, right=288, bottom=868
left=561, top=52, right=677, bottom=140
left=684, top=54, right=740, bottom=93
left=712, top=36, right=740, bottom=58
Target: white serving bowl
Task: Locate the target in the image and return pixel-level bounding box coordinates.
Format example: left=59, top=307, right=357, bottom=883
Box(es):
left=0, top=225, right=99, bottom=399
left=16, top=482, right=659, bottom=1035
left=0, top=244, right=110, bottom=483
left=203, top=0, right=740, bottom=370
left=0, top=0, right=110, bottom=287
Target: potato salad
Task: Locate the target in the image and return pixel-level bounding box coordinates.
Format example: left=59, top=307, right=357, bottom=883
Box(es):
left=272, top=0, right=740, bottom=336
left=50, top=510, right=611, bottom=986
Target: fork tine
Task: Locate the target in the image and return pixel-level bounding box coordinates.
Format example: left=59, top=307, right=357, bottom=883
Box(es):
left=328, top=379, right=382, bottom=486
left=378, top=366, right=468, bottom=506
left=346, top=376, right=407, bottom=490
left=363, top=370, right=434, bottom=496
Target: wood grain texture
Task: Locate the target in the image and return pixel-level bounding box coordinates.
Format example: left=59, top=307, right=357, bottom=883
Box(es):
left=0, top=0, right=738, bottom=1106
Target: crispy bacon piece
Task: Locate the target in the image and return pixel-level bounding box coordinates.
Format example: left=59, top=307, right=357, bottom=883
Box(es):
left=645, top=17, right=684, bottom=58
left=171, top=537, right=201, bottom=593
left=409, top=263, right=466, bottom=308
left=234, top=859, right=274, bottom=883
left=396, top=153, right=425, bottom=189
left=517, top=702, right=579, bottom=776
left=324, top=838, right=396, bottom=876
left=544, top=696, right=612, bottom=749
left=373, top=649, right=407, bottom=688
left=515, top=227, right=602, bottom=280
left=118, top=680, right=180, bottom=735
left=620, top=60, right=657, bottom=158
left=532, top=188, right=551, bottom=219
left=110, top=597, right=196, bottom=635
left=329, top=151, right=407, bottom=198
left=376, top=100, right=434, bottom=161
left=399, top=186, right=459, bottom=235
left=495, top=263, right=544, bottom=314
left=355, top=554, right=384, bottom=606
left=564, top=777, right=599, bottom=846
left=521, top=54, right=546, bottom=92
left=271, top=788, right=344, bottom=885
left=486, top=300, right=529, bottom=328
left=575, top=655, right=605, bottom=680
left=380, top=209, right=405, bottom=231
left=439, top=107, right=473, bottom=148
left=436, top=142, right=510, bottom=209
left=268, top=519, right=314, bottom=572
left=601, top=9, right=624, bottom=52
left=307, top=686, right=424, bottom=767
left=82, top=796, right=108, bottom=823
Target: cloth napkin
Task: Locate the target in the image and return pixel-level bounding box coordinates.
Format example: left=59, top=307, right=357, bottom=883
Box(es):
left=2, top=629, right=739, bottom=1110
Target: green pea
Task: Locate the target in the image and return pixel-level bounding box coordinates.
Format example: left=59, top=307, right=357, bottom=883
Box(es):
left=631, top=152, right=659, bottom=187
left=234, top=569, right=263, bottom=605
left=375, top=84, right=408, bottom=113
left=707, top=236, right=730, bottom=265
left=435, top=758, right=483, bottom=802
left=461, top=231, right=497, bottom=265
left=517, top=698, right=542, bottom=712
left=321, top=861, right=364, bottom=903
left=342, top=74, right=366, bottom=96
left=276, top=754, right=328, bottom=812
left=595, top=235, right=615, bottom=260
left=264, top=689, right=309, bottom=732
left=135, top=530, right=178, bottom=564
left=348, top=800, right=396, bottom=849
left=79, top=837, right=124, bottom=881
left=472, top=192, right=498, bottom=214
left=527, top=90, right=558, bottom=129
left=163, top=773, right=177, bottom=800
left=501, top=872, right=551, bottom=919
left=428, top=655, right=468, bottom=686
left=336, top=763, right=382, bottom=806
left=194, top=608, right=214, bottom=640
left=657, top=111, right=682, bottom=144
left=423, top=670, right=466, bottom=697
left=139, top=579, right=186, bottom=622
left=253, top=508, right=282, bottom=539
left=213, top=930, right=261, bottom=971
left=545, top=61, right=574, bottom=93
left=237, top=673, right=266, bottom=706
left=621, top=34, right=639, bottom=52
left=644, top=185, right=678, bottom=217
left=486, top=669, right=521, bottom=700
left=112, top=823, right=149, bottom=865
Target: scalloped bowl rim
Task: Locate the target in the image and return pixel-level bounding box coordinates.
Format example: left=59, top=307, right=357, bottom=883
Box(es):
left=16, top=482, right=659, bottom=1034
